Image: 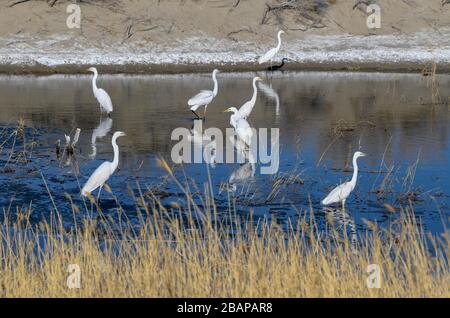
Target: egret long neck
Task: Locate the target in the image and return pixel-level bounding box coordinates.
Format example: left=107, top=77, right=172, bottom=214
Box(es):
left=212, top=72, right=218, bottom=96
left=250, top=79, right=258, bottom=105
left=350, top=155, right=359, bottom=188
left=92, top=71, right=98, bottom=93
left=230, top=113, right=237, bottom=127
left=111, top=137, right=120, bottom=171
left=276, top=32, right=283, bottom=51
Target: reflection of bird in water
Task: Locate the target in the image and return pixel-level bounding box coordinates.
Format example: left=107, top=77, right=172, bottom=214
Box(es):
left=187, top=69, right=219, bottom=119
left=55, top=139, right=61, bottom=159
left=187, top=120, right=210, bottom=146
left=267, top=58, right=288, bottom=72
left=227, top=134, right=256, bottom=192
left=224, top=107, right=253, bottom=147
left=229, top=134, right=256, bottom=163
left=87, top=67, right=113, bottom=116
left=258, top=30, right=285, bottom=69
left=204, top=139, right=217, bottom=168
left=82, top=131, right=126, bottom=199
left=323, top=207, right=358, bottom=254
left=229, top=162, right=256, bottom=192
left=258, top=81, right=280, bottom=117
left=186, top=121, right=217, bottom=168
left=322, top=151, right=367, bottom=210
left=89, top=117, right=113, bottom=159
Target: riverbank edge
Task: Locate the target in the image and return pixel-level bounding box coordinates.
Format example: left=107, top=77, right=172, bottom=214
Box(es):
left=1, top=61, right=449, bottom=75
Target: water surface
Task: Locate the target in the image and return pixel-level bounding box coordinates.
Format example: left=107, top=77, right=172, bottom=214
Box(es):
left=0, top=72, right=449, bottom=235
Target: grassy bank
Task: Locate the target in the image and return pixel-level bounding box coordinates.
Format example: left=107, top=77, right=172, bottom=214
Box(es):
left=0, top=166, right=448, bottom=298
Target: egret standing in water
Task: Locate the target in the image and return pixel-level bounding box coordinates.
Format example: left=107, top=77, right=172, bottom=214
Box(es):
left=237, top=76, right=262, bottom=120
left=87, top=67, right=113, bottom=116
left=321, top=151, right=367, bottom=209
left=81, top=131, right=126, bottom=199
left=188, top=69, right=219, bottom=119
left=224, top=107, right=253, bottom=146
left=258, top=30, right=285, bottom=69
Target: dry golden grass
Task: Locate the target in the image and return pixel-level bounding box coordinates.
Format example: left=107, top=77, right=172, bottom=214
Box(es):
left=0, top=186, right=448, bottom=298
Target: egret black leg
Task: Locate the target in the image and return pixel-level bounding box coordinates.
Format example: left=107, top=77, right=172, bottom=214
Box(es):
left=97, top=186, right=102, bottom=204
left=191, top=110, right=200, bottom=119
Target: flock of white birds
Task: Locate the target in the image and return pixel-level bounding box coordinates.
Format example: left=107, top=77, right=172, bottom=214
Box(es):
left=81, top=30, right=365, bottom=209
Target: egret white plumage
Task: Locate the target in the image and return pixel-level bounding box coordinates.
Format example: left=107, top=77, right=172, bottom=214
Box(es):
left=188, top=69, right=219, bottom=119
left=321, top=151, right=367, bottom=209
left=87, top=67, right=113, bottom=115
left=81, top=131, right=126, bottom=198
left=236, top=76, right=262, bottom=120
left=224, top=107, right=253, bottom=146
left=258, top=30, right=285, bottom=68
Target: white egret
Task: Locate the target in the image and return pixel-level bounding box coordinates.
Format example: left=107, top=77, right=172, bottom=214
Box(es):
left=229, top=133, right=257, bottom=166
left=321, top=151, right=367, bottom=209
left=224, top=107, right=253, bottom=146
left=81, top=131, right=126, bottom=198
left=237, top=76, right=262, bottom=120
left=87, top=67, right=113, bottom=116
left=258, top=30, right=285, bottom=68
left=188, top=69, right=219, bottom=119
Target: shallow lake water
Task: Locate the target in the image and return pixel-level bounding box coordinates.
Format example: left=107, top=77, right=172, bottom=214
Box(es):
left=0, top=72, right=449, bottom=235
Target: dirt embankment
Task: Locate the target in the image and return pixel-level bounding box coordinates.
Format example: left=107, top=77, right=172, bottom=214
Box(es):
left=1, top=0, right=450, bottom=73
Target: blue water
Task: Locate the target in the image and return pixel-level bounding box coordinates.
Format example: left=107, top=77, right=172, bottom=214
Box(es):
left=0, top=72, right=449, bottom=235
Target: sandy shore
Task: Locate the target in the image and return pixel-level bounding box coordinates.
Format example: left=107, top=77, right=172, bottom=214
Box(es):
left=1, top=0, right=450, bottom=74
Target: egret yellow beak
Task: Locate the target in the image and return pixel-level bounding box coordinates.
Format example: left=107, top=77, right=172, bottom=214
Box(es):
left=223, top=108, right=231, bottom=113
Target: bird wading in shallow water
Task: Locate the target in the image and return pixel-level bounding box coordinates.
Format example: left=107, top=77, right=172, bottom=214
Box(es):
left=224, top=107, right=253, bottom=147
left=188, top=69, right=220, bottom=119
left=258, top=30, right=285, bottom=69
left=321, top=151, right=367, bottom=210
left=82, top=131, right=126, bottom=200
left=236, top=76, right=262, bottom=120
left=87, top=67, right=113, bottom=116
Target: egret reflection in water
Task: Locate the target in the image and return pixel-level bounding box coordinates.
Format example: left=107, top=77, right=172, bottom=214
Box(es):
left=258, top=81, right=280, bottom=118
left=227, top=128, right=257, bottom=193
left=324, top=207, right=358, bottom=253
left=90, top=117, right=113, bottom=158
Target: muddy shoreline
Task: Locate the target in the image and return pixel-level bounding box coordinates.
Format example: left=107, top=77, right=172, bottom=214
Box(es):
left=1, top=61, right=449, bottom=75
left=1, top=1, right=450, bottom=75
